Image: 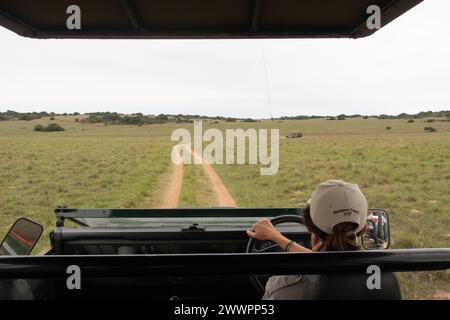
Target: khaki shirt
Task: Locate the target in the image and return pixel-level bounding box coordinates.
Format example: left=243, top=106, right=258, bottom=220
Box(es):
left=262, top=275, right=321, bottom=300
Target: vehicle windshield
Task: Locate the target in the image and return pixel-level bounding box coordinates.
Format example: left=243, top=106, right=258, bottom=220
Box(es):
left=61, top=208, right=305, bottom=229
left=71, top=217, right=306, bottom=230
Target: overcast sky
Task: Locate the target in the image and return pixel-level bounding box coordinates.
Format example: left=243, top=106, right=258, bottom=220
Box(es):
left=0, top=1, right=449, bottom=118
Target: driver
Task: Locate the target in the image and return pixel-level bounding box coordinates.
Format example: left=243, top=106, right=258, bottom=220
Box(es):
left=247, top=179, right=368, bottom=300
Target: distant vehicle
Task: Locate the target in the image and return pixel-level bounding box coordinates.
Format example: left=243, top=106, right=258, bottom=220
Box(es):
left=285, top=131, right=303, bottom=138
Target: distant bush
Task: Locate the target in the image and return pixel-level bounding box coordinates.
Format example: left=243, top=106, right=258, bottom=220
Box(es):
left=174, top=117, right=193, bottom=124
left=85, top=115, right=104, bottom=123
left=242, top=118, right=257, bottom=122
left=46, top=123, right=65, bottom=131
left=18, top=115, right=36, bottom=121
left=34, top=123, right=65, bottom=132
left=156, top=113, right=168, bottom=121
left=363, top=116, right=369, bottom=119
left=49, top=117, right=55, bottom=120
left=337, top=114, right=346, bottom=120
left=225, top=118, right=237, bottom=122
left=407, top=119, right=414, bottom=123
left=424, top=126, right=437, bottom=133
left=74, top=118, right=79, bottom=122
left=327, top=117, right=336, bottom=121
left=426, top=119, right=435, bottom=123
left=385, top=126, right=392, bottom=130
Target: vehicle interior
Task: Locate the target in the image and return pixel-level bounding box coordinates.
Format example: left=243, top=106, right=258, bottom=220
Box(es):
left=1, top=207, right=449, bottom=300
left=0, top=0, right=449, bottom=301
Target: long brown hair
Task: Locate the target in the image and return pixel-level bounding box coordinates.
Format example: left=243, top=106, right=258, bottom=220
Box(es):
left=303, top=206, right=364, bottom=251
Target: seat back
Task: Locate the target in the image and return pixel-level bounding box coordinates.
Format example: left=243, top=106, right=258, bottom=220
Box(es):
left=0, top=279, right=34, bottom=300
left=306, top=273, right=401, bottom=300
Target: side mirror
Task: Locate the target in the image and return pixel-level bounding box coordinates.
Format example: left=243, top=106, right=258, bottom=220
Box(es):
left=363, top=209, right=390, bottom=250
left=0, top=218, right=43, bottom=256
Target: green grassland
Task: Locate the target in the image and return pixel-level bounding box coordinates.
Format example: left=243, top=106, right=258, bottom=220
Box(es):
left=209, top=118, right=450, bottom=299
left=0, top=116, right=449, bottom=299
left=0, top=118, right=173, bottom=251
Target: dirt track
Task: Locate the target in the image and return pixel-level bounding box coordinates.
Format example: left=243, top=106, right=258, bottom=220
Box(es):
left=159, top=145, right=236, bottom=208
left=191, top=149, right=237, bottom=207
left=159, top=159, right=183, bottom=208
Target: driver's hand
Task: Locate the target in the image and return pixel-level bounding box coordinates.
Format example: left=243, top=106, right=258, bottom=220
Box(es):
left=247, top=218, right=281, bottom=241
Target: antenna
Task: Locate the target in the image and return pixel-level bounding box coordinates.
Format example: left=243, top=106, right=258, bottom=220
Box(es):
left=261, top=45, right=273, bottom=120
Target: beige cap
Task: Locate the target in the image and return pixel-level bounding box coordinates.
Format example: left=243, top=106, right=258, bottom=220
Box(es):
left=309, top=180, right=368, bottom=234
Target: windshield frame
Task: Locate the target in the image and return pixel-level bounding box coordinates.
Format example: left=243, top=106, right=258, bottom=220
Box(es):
left=55, top=207, right=303, bottom=228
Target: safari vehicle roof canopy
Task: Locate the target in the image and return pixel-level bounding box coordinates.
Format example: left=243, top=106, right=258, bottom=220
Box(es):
left=0, top=0, right=422, bottom=39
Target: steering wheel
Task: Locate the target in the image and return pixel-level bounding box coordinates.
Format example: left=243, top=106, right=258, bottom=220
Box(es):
left=245, top=214, right=305, bottom=296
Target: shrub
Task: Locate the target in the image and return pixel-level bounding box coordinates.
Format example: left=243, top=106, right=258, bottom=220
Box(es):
left=363, top=116, right=369, bottom=119
left=424, top=127, right=437, bottom=133
left=18, top=115, right=35, bottom=121
left=33, top=123, right=65, bottom=132
left=385, top=126, right=392, bottom=130
left=49, top=117, right=55, bottom=120
left=85, top=115, right=103, bottom=123
left=407, top=119, right=414, bottom=123
left=337, top=114, right=346, bottom=120
left=156, top=114, right=168, bottom=121
left=426, top=119, right=435, bottom=123
left=45, top=123, right=65, bottom=131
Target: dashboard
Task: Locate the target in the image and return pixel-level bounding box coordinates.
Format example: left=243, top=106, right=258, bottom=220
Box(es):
left=54, top=224, right=311, bottom=255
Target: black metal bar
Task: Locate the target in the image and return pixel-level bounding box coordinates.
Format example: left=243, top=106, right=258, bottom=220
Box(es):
left=119, top=0, right=141, bottom=31
left=0, top=0, right=423, bottom=40
left=55, top=208, right=302, bottom=220
left=0, top=8, right=40, bottom=36
left=0, top=249, right=448, bottom=279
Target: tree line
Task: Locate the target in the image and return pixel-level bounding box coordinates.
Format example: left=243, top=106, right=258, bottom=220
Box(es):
left=1, top=109, right=449, bottom=124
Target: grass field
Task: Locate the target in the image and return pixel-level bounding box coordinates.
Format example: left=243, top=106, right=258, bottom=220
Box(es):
left=210, top=119, right=450, bottom=299
left=0, top=118, right=173, bottom=250
left=0, top=116, right=449, bottom=299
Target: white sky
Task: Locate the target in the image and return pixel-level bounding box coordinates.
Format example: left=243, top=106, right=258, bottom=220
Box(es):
left=0, top=0, right=449, bottom=118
